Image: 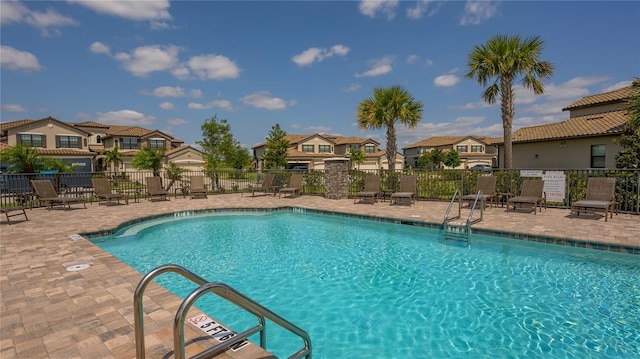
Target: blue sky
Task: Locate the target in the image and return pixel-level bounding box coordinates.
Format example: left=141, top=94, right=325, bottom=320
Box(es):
left=1, top=1, right=639, bottom=151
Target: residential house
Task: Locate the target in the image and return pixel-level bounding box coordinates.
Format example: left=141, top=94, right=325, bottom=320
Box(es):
left=499, top=84, right=633, bottom=169
left=0, top=116, right=205, bottom=173
left=252, top=133, right=403, bottom=171
left=403, top=136, right=499, bottom=169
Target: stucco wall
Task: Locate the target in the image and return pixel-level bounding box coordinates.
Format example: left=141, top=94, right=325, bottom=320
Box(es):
left=509, top=136, right=622, bottom=169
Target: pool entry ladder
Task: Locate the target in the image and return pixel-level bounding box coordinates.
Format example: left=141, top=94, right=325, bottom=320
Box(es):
left=134, top=264, right=312, bottom=359
left=442, top=188, right=484, bottom=242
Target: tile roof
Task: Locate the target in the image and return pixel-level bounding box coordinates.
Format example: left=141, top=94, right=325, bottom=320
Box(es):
left=562, top=84, right=634, bottom=111
left=74, top=121, right=110, bottom=129
left=0, top=120, right=34, bottom=132
left=253, top=133, right=378, bottom=148
left=403, top=136, right=493, bottom=149
left=105, top=126, right=153, bottom=137
left=512, top=110, right=627, bottom=143
left=37, top=148, right=93, bottom=156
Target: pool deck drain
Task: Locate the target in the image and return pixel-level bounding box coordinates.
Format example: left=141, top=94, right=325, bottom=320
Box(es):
left=1, top=193, right=638, bottom=358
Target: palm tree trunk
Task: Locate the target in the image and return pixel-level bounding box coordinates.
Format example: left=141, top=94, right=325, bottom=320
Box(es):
left=386, top=125, right=396, bottom=171
left=500, top=77, right=515, bottom=169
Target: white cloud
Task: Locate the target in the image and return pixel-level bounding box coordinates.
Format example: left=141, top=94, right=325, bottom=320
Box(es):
left=190, top=89, right=202, bottom=98
left=292, top=44, right=350, bottom=66
left=434, top=74, right=460, bottom=87
left=355, top=56, right=393, bottom=78
left=460, top=0, right=499, bottom=26
left=68, top=0, right=171, bottom=22
left=188, top=54, right=240, bottom=80
left=1, top=104, right=27, bottom=112
left=306, top=126, right=332, bottom=134
left=359, top=0, right=399, bottom=20
left=406, top=0, right=440, bottom=20
left=344, top=83, right=362, bottom=92
left=188, top=100, right=235, bottom=111
left=96, top=110, right=156, bottom=125
left=115, top=45, right=180, bottom=77
left=0, top=46, right=43, bottom=72
left=159, top=102, right=174, bottom=110
left=171, top=66, right=190, bottom=80
left=1, top=1, right=78, bottom=36
left=406, top=55, right=418, bottom=64
left=153, top=86, right=185, bottom=98
left=602, top=80, right=632, bottom=92
left=240, top=91, right=291, bottom=110
left=90, top=42, right=111, bottom=55
left=167, top=118, right=187, bottom=125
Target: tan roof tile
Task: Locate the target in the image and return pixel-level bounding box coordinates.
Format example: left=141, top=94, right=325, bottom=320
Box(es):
left=37, top=148, right=93, bottom=156
left=74, top=121, right=110, bottom=129
left=0, top=119, right=34, bottom=132
left=562, top=84, right=634, bottom=111
left=404, top=136, right=492, bottom=149
left=513, top=110, right=627, bottom=142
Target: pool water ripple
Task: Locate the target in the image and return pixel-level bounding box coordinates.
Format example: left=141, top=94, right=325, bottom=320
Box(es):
left=92, top=211, right=640, bottom=358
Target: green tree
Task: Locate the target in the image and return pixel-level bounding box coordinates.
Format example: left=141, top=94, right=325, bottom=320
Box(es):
left=443, top=150, right=461, bottom=169
left=357, top=85, right=423, bottom=171
left=0, top=144, right=41, bottom=173
left=417, top=149, right=444, bottom=169
left=348, top=147, right=365, bottom=169
left=465, top=34, right=554, bottom=169
left=165, top=161, right=187, bottom=191
left=38, top=157, right=76, bottom=172
left=196, top=115, right=237, bottom=170
left=263, top=123, right=289, bottom=169
left=227, top=145, right=252, bottom=170
left=615, top=79, right=640, bottom=169
left=131, top=147, right=165, bottom=176
left=103, top=146, right=122, bottom=174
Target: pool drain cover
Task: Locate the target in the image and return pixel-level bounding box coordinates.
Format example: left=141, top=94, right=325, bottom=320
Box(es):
left=66, top=264, right=90, bottom=272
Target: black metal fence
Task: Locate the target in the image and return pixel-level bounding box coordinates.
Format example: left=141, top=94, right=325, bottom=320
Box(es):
left=1, top=168, right=638, bottom=214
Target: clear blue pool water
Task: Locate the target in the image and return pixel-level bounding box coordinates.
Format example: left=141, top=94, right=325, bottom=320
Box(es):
left=92, top=210, right=640, bottom=358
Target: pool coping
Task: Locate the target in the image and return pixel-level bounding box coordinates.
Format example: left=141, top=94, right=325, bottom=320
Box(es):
left=82, top=206, right=640, bottom=255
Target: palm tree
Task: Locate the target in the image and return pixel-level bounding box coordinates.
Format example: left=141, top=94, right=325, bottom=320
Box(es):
left=465, top=34, right=554, bottom=169
left=0, top=144, right=41, bottom=173
left=103, top=146, right=122, bottom=174
left=357, top=85, right=423, bottom=171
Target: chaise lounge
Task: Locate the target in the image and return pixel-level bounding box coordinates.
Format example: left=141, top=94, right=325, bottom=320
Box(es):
left=570, top=177, right=616, bottom=222
left=279, top=173, right=303, bottom=198
left=244, top=173, right=275, bottom=197
left=390, top=175, right=417, bottom=206
left=188, top=175, right=208, bottom=199
left=31, top=179, right=87, bottom=210
left=462, top=175, right=496, bottom=208
left=507, top=179, right=545, bottom=214
left=354, top=174, right=381, bottom=204
left=145, top=176, right=169, bottom=201
left=92, top=178, right=127, bottom=206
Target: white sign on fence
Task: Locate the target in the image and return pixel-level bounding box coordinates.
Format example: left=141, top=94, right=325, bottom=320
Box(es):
left=520, top=170, right=543, bottom=177
left=542, top=171, right=566, bottom=202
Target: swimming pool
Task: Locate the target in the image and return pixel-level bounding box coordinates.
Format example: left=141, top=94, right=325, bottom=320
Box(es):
left=92, top=210, right=640, bottom=358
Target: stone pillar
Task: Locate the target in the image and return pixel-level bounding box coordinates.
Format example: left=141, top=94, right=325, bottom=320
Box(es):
left=324, top=158, right=349, bottom=199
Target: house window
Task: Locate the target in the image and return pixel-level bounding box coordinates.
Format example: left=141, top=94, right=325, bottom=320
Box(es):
left=121, top=137, right=139, bottom=150
left=471, top=145, right=484, bottom=152
left=349, top=145, right=360, bottom=152
left=148, top=139, right=165, bottom=150
left=318, top=145, right=331, bottom=153
left=302, top=144, right=314, bottom=153
left=19, top=133, right=44, bottom=147
left=56, top=135, right=81, bottom=149
left=364, top=145, right=375, bottom=153
left=96, top=135, right=102, bottom=143
left=591, top=145, right=606, bottom=168
left=456, top=145, right=468, bottom=153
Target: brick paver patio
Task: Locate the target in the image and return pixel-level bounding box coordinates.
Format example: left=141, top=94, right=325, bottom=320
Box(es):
left=1, top=193, right=638, bottom=358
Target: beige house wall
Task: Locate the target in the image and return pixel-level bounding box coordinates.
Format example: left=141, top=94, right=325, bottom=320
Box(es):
left=508, top=136, right=622, bottom=169
left=7, top=121, right=90, bottom=151
left=167, top=149, right=206, bottom=172
left=569, top=103, right=623, bottom=118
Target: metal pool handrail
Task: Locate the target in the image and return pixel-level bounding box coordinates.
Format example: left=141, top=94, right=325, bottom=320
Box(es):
left=134, top=263, right=312, bottom=359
